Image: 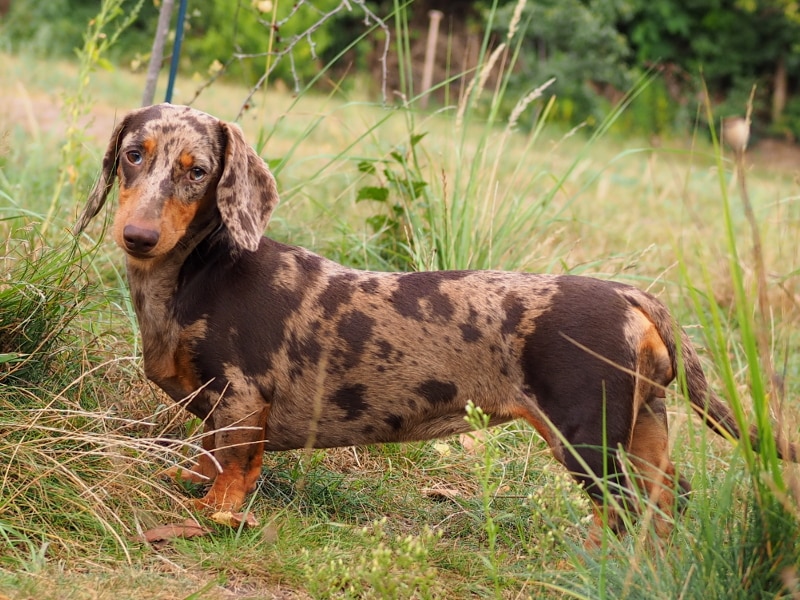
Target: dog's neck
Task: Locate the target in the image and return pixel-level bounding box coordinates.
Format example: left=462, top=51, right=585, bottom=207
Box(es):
left=126, top=256, right=183, bottom=384
left=124, top=221, right=221, bottom=386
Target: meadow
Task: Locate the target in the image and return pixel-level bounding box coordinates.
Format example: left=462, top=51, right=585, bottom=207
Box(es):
left=0, top=32, right=799, bottom=600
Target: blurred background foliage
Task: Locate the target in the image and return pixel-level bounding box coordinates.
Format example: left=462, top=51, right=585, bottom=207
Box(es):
left=3, top=0, right=800, bottom=139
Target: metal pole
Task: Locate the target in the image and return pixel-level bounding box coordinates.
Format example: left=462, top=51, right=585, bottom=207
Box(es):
left=165, top=0, right=189, bottom=103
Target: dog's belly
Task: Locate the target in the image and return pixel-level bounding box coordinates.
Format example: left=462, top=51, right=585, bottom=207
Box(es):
left=260, top=346, right=526, bottom=451
left=261, top=409, right=513, bottom=451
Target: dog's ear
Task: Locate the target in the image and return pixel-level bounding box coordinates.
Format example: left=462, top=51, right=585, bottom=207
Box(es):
left=73, top=112, right=133, bottom=236
left=216, top=121, right=279, bottom=252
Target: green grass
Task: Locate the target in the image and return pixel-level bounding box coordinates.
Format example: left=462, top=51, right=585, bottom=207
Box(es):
left=1, top=2, right=799, bottom=596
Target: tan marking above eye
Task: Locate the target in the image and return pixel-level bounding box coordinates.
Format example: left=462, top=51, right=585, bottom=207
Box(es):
left=143, top=138, right=156, bottom=154
left=180, top=153, right=194, bottom=169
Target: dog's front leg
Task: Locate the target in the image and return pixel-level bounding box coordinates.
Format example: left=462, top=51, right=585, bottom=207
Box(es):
left=193, top=401, right=270, bottom=512
left=163, top=420, right=219, bottom=485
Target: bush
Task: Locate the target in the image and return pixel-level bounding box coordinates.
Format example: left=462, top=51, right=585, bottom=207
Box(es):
left=1, top=0, right=155, bottom=60
left=1, top=0, right=371, bottom=91
left=490, top=0, right=635, bottom=130
left=183, top=0, right=351, bottom=88
left=0, top=234, right=90, bottom=388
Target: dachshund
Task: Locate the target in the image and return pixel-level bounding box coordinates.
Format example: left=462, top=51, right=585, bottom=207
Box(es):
left=74, top=103, right=797, bottom=543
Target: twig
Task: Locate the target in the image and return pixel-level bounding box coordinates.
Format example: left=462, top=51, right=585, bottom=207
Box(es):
left=207, top=0, right=391, bottom=120
left=732, top=87, right=779, bottom=399
left=727, top=86, right=793, bottom=465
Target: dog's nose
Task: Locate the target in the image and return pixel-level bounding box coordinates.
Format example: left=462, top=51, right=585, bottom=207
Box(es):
left=123, top=224, right=160, bottom=254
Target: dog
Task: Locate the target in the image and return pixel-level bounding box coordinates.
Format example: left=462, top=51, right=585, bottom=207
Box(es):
left=74, top=103, right=797, bottom=543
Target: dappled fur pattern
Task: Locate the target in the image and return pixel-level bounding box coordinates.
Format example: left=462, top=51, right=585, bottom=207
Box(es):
left=75, top=103, right=797, bottom=543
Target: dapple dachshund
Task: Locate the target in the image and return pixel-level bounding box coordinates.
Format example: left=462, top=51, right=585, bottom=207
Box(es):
left=74, top=103, right=797, bottom=543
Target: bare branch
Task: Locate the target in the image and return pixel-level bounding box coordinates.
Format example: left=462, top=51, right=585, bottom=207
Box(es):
left=186, top=0, right=391, bottom=120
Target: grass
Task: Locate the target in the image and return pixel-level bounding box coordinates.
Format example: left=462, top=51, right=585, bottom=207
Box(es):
left=1, top=1, right=799, bottom=596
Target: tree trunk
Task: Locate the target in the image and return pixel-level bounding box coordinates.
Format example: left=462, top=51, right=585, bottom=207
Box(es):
left=772, top=53, right=787, bottom=124
left=141, top=0, right=175, bottom=107
left=420, top=10, right=443, bottom=108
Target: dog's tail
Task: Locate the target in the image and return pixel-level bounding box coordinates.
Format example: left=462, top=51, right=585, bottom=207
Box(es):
left=629, top=288, right=798, bottom=462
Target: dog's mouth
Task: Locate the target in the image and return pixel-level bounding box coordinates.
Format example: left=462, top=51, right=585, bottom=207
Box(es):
left=123, top=248, right=156, bottom=260
left=118, top=239, right=158, bottom=261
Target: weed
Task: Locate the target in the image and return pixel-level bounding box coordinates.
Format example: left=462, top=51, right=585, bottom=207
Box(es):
left=525, top=471, right=593, bottom=556
left=355, top=132, right=429, bottom=270
left=0, top=233, right=89, bottom=386
left=305, top=519, right=443, bottom=599
left=463, top=402, right=503, bottom=596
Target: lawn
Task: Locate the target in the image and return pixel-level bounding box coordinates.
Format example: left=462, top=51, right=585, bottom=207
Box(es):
left=0, top=43, right=799, bottom=599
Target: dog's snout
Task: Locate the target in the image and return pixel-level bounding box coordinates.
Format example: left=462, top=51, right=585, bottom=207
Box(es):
left=123, top=224, right=160, bottom=254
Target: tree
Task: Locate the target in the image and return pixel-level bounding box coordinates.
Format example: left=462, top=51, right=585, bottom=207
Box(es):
left=626, top=0, right=800, bottom=128
left=491, top=0, right=635, bottom=126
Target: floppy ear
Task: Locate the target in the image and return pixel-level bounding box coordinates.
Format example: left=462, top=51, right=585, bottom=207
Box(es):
left=216, top=121, right=279, bottom=252
left=73, top=112, right=133, bottom=236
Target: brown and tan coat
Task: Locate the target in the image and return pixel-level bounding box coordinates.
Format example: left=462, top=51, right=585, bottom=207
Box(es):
left=75, top=103, right=797, bottom=544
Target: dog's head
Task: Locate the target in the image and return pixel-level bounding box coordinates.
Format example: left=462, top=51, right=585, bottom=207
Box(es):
left=74, top=103, right=278, bottom=259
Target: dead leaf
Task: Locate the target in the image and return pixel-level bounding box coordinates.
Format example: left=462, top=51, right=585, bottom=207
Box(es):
left=459, top=429, right=488, bottom=454
left=422, top=486, right=463, bottom=501
left=261, top=522, right=279, bottom=544
left=210, top=510, right=260, bottom=529
left=432, top=442, right=451, bottom=456
left=140, top=519, right=209, bottom=548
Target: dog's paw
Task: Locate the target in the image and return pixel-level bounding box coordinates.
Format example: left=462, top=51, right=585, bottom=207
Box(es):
left=192, top=481, right=248, bottom=514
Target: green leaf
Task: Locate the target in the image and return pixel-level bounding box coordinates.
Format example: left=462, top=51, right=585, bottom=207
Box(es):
left=410, top=132, right=427, bottom=147
left=357, top=160, right=378, bottom=175
left=96, top=57, right=115, bottom=72
left=411, top=180, right=427, bottom=198
left=366, top=215, right=395, bottom=233
left=266, top=157, right=284, bottom=171
left=0, top=353, right=23, bottom=364
left=356, top=186, right=390, bottom=202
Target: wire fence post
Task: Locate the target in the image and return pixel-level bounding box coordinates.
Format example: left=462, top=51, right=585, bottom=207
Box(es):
left=141, top=0, right=174, bottom=106
left=165, top=0, right=189, bottom=103
left=420, top=10, right=443, bottom=109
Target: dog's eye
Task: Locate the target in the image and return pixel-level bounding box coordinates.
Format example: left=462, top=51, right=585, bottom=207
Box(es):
left=126, top=150, right=143, bottom=165
left=188, top=167, right=206, bottom=182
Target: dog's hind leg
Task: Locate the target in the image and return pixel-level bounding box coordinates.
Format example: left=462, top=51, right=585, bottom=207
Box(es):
left=624, top=314, right=691, bottom=538
left=508, top=396, right=635, bottom=546
left=193, top=400, right=270, bottom=512
left=566, top=436, right=637, bottom=547
left=627, top=397, right=690, bottom=538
